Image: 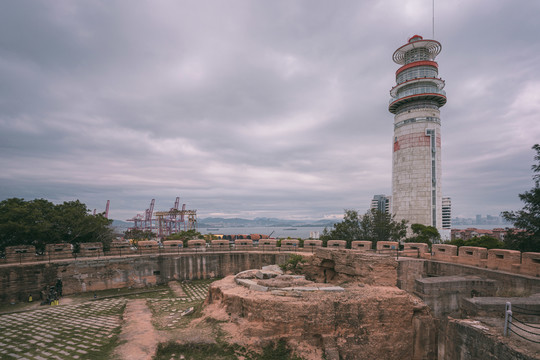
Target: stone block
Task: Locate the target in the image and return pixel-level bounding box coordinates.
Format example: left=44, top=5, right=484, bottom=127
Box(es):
left=259, top=239, right=278, bottom=251
left=187, top=240, right=206, bottom=249
left=280, top=239, right=299, bottom=251
left=302, top=240, right=322, bottom=251
left=45, top=243, right=73, bottom=260
left=415, top=276, right=497, bottom=317
left=457, top=246, right=488, bottom=267
left=107, top=242, right=132, bottom=256
left=432, top=244, right=457, bottom=261
left=235, top=240, right=253, bottom=251
left=79, top=243, right=103, bottom=258
left=261, top=265, right=282, bottom=273
left=520, top=252, right=540, bottom=277
left=255, top=270, right=279, bottom=279
left=210, top=240, right=229, bottom=251
left=319, top=286, right=345, bottom=292
left=403, top=243, right=428, bottom=257
left=137, top=240, right=159, bottom=254
left=377, top=241, right=399, bottom=253
left=326, top=240, right=346, bottom=249
left=351, top=241, right=371, bottom=251
left=487, top=249, right=519, bottom=271
left=160, top=240, right=183, bottom=253
left=5, top=245, right=36, bottom=263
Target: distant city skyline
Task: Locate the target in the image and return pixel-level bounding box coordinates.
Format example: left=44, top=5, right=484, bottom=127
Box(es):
left=1, top=1, right=539, bottom=221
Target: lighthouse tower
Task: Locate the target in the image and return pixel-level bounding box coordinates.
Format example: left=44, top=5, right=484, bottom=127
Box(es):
left=389, top=35, right=446, bottom=230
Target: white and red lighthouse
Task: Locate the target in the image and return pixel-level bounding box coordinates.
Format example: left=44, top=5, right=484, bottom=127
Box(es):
left=389, top=35, right=446, bottom=230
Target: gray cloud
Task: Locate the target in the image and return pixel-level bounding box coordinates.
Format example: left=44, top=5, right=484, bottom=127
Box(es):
left=1, top=0, right=539, bottom=221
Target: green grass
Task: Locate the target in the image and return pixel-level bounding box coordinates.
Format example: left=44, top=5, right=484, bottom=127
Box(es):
left=147, top=279, right=216, bottom=330
left=153, top=339, right=304, bottom=360
left=153, top=342, right=241, bottom=360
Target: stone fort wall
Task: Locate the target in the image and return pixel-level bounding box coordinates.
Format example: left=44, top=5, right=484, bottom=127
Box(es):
left=0, top=252, right=290, bottom=304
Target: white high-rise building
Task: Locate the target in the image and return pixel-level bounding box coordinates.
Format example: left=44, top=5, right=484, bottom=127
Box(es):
left=442, top=197, right=452, bottom=229
left=389, top=35, right=447, bottom=231
left=370, top=195, right=392, bottom=214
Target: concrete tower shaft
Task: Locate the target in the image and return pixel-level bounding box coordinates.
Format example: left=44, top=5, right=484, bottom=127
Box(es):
left=389, top=35, right=446, bottom=230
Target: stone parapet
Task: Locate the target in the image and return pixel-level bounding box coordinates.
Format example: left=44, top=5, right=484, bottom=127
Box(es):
left=187, top=239, right=206, bottom=251
left=455, top=246, right=488, bottom=267
left=79, top=242, right=103, bottom=258
left=377, top=241, right=399, bottom=253
left=402, top=243, right=428, bottom=257
left=302, top=240, right=322, bottom=252
left=351, top=241, right=372, bottom=251
left=161, top=240, right=183, bottom=253
left=520, top=252, right=540, bottom=277
left=5, top=245, right=36, bottom=263
left=45, top=243, right=73, bottom=260
left=235, top=239, right=253, bottom=251
left=259, top=239, right=278, bottom=251
left=136, top=240, right=159, bottom=254
left=107, top=242, right=132, bottom=256
left=486, top=249, right=521, bottom=272
left=210, top=240, right=230, bottom=251
left=432, top=244, right=457, bottom=261
left=280, top=239, right=300, bottom=251
left=326, top=240, right=346, bottom=249
left=415, top=276, right=497, bottom=317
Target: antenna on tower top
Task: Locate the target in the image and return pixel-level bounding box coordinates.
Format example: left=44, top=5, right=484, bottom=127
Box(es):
left=432, top=0, right=435, bottom=38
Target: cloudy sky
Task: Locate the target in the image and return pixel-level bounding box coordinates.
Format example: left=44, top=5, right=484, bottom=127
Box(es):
left=1, top=0, right=539, bottom=221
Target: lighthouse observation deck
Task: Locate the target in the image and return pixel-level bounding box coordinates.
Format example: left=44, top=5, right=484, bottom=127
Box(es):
left=389, top=35, right=446, bottom=114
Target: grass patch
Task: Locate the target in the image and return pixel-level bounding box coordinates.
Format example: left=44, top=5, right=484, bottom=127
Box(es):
left=153, top=339, right=303, bottom=360
left=154, top=341, right=240, bottom=360
left=259, top=339, right=303, bottom=360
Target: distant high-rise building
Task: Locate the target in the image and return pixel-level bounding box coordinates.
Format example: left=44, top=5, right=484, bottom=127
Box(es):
left=442, top=197, right=451, bottom=229
left=389, top=35, right=447, bottom=232
left=371, top=195, right=391, bottom=214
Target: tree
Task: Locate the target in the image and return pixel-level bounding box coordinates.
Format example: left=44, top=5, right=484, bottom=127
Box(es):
left=321, top=209, right=407, bottom=248
left=447, top=235, right=504, bottom=250
left=0, top=198, right=114, bottom=253
left=123, top=228, right=155, bottom=245
left=502, top=144, right=540, bottom=252
left=406, top=224, right=440, bottom=247
left=165, top=229, right=203, bottom=247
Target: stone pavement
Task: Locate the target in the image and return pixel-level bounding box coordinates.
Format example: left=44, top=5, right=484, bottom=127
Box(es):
left=0, top=298, right=126, bottom=359
left=0, top=280, right=214, bottom=359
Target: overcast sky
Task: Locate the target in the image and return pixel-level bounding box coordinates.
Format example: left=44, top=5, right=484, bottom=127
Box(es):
left=1, top=0, right=539, bottom=221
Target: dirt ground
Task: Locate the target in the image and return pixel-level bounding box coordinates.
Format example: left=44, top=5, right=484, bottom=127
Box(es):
left=114, top=299, right=163, bottom=360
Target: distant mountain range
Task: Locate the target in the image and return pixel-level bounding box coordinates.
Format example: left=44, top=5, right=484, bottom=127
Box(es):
left=111, top=217, right=336, bottom=230
left=197, top=217, right=336, bottom=228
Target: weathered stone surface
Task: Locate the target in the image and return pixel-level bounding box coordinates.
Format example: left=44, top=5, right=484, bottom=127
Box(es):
left=303, top=248, right=397, bottom=286
left=415, top=276, right=497, bottom=317
left=261, top=265, right=283, bottom=273
left=203, top=276, right=437, bottom=360
left=0, top=252, right=291, bottom=304
left=440, top=317, right=539, bottom=360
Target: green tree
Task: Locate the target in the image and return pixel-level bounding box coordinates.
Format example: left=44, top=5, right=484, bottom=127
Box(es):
left=447, top=235, right=504, bottom=250
left=165, top=229, right=203, bottom=247
left=502, top=144, right=540, bottom=252
left=124, top=228, right=155, bottom=244
left=406, top=224, right=440, bottom=247
left=321, top=209, right=407, bottom=248
left=0, top=198, right=114, bottom=253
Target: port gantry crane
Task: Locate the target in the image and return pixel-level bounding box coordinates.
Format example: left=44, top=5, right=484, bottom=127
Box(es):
left=92, top=200, right=110, bottom=218
left=127, top=197, right=197, bottom=237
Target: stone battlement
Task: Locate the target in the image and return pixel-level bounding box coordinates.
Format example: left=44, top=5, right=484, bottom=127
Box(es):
left=2, top=241, right=539, bottom=278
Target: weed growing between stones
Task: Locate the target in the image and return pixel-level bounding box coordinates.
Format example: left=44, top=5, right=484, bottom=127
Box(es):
left=147, top=279, right=215, bottom=330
